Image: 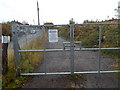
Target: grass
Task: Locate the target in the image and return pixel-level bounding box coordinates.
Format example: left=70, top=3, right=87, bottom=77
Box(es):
left=68, top=74, right=83, bottom=82
left=59, top=21, right=120, bottom=71
left=2, top=34, right=46, bottom=88
left=20, top=36, right=44, bottom=73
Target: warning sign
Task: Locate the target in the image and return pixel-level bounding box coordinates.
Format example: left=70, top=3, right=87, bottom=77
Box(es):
left=48, top=29, right=58, bottom=42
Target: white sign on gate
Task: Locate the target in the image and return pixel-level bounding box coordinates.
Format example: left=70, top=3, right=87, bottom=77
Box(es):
left=48, top=29, right=58, bottom=42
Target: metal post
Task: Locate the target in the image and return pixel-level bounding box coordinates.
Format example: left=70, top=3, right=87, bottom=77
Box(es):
left=98, top=25, right=102, bottom=73
left=24, top=27, right=29, bottom=72
left=70, top=25, right=74, bottom=74
left=12, top=25, right=21, bottom=74
left=42, top=26, right=47, bottom=74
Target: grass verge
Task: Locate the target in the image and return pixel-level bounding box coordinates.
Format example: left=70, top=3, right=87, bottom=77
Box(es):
left=2, top=35, right=44, bottom=88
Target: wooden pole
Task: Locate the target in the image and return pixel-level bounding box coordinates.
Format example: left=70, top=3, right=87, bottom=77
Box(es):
left=2, top=43, right=8, bottom=74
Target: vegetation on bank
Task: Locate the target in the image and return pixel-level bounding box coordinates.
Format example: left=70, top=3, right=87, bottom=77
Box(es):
left=2, top=35, right=44, bottom=88
left=2, top=19, right=120, bottom=88
left=59, top=18, right=120, bottom=70
left=2, top=21, right=50, bottom=88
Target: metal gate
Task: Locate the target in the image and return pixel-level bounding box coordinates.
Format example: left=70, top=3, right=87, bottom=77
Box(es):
left=12, top=23, right=120, bottom=76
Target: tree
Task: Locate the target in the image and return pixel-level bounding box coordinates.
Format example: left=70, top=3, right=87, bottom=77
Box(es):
left=114, top=5, right=120, bottom=19
left=44, top=22, right=54, bottom=29
left=44, top=22, right=54, bottom=25
left=83, top=20, right=89, bottom=23
left=69, top=18, right=75, bottom=24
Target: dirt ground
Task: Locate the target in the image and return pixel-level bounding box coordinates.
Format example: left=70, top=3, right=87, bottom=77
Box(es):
left=22, top=37, right=119, bottom=88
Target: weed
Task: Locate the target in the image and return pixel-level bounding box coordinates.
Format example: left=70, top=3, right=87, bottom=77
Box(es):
left=59, top=20, right=120, bottom=70
left=68, top=74, right=83, bottom=82
left=3, top=35, right=45, bottom=88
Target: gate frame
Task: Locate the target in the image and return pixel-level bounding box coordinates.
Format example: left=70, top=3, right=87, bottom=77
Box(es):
left=12, top=23, right=120, bottom=76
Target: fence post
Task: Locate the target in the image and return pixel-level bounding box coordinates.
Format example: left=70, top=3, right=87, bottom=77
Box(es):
left=70, top=24, right=74, bottom=75
left=98, top=25, right=102, bottom=73
left=12, top=25, right=21, bottom=74
left=42, top=26, right=47, bottom=74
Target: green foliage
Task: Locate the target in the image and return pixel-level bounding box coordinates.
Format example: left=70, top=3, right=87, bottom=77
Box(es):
left=2, top=23, right=12, bottom=37
left=3, top=36, right=44, bottom=88
left=59, top=19, right=119, bottom=57
left=44, top=22, right=54, bottom=25
left=5, top=76, right=27, bottom=88
left=82, top=32, right=99, bottom=47
left=58, top=26, right=70, bottom=41
left=43, top=22, right=57, bottom=29
left=69, top=18, right=75, bottom=24
left=68, top=74, right=83, bottom=82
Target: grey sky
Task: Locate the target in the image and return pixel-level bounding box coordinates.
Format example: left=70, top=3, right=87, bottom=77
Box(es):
left=0, top=0, right=119, bottom=25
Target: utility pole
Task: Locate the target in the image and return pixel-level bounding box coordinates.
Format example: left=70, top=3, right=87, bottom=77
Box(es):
left=33, top=19, right=35, bottom=25
left=37, top=1, right=40, bottom=25
left=118, top=1, right=120, bottom=19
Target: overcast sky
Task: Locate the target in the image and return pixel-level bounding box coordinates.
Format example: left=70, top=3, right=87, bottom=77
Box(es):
left=0, top=0, right=119, bottom=25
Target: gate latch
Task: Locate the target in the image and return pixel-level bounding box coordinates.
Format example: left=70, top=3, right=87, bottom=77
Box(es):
left=63, top=41, right=82, bottom=50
